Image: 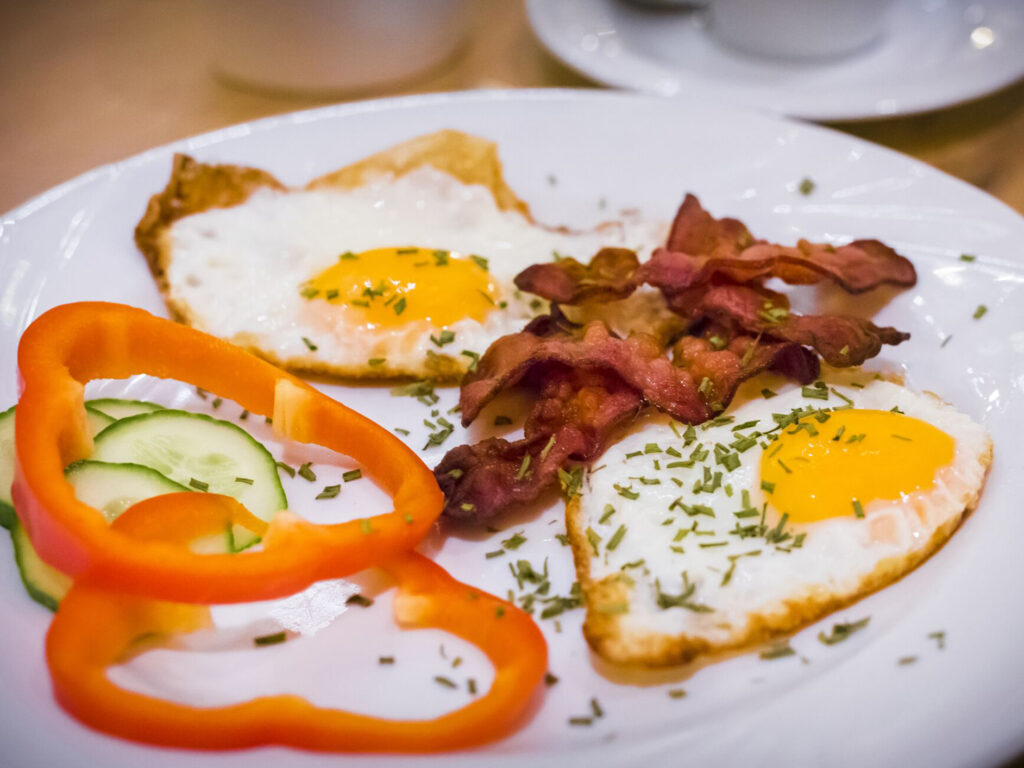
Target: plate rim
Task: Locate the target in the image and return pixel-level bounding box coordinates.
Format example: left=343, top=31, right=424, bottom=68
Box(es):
left=4, top=87, right=1023, bottom=230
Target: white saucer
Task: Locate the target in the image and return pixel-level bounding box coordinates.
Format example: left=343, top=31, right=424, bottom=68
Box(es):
left=527, top=0, right=1024, bottom=121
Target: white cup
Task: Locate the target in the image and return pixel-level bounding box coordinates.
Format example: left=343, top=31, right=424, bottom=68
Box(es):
left=201, top=0, right=469, bottom=95
left=708, top=0, right=893, bottom=60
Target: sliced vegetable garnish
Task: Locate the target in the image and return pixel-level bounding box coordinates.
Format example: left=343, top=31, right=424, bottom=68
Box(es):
left=13, top=302, right=443, bottom=603
left=46, top=493, right=547, bottom=752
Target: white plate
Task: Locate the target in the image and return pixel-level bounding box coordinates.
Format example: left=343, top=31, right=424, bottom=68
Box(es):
left=527, top=0, right=1024, bottom=121
left=2, top=90, right=1023, bottom=767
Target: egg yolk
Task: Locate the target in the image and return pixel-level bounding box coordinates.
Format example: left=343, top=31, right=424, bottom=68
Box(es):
left=305, top=247, right=498, bottom=327
left=760, top=409, right=955, bottom=524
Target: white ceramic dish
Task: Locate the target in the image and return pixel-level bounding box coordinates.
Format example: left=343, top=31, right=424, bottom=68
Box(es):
left=527, top=0, right=1024, bottom=121
left=1, top=90, right=1023, bottom=767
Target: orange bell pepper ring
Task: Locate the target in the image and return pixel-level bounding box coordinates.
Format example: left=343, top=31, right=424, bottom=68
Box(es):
left=12, top=301, right=444, bottom=603
left=47, top=493, right=548, bottom=752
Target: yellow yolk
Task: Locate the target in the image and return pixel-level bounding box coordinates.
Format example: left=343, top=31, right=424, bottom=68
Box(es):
left=306, top=247, right=498, bottom=327
left=761, top=409, right=955, bottom=524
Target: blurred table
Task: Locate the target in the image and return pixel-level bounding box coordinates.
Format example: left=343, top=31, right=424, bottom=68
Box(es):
left=2, top=0, right=1023, bottom=215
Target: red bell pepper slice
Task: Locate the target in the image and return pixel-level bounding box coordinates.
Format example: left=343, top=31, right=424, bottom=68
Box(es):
left=13, top=302, right=443, bottom=603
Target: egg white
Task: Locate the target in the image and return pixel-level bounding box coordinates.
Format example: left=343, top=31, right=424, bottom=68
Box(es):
left=162, top=166, right=664, bottom=379
left=569, top=373, right=991, bottom=666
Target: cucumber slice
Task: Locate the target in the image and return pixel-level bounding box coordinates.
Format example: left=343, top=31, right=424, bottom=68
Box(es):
left=90, top=410, right=287, bottom=549
left=0, top=404, right=117, bottom=529
left=66, top=460, right=189, bottom=523
left=85, top=398, right=164, bottom=421
left=11, top=521, right=71, bottom=611
left=85, top=405, right=115, bottom=437
left=14, top=460, right=223, bottom=610
left=0, top=406, right=13, bottom=529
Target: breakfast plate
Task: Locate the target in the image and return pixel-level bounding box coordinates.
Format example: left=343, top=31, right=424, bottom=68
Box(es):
left=1, top=89, right=1023, bottom=767
left=526, top=0, right=1024, bottom=121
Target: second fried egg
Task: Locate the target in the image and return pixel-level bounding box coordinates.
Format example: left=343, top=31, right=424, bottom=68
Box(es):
left=569, top=373, right=991, bottom=666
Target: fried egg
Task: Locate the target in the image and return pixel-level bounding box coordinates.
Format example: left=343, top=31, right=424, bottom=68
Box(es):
left=154, top=135, right=664, bottom=379
left=568, top=372, right=991, bottom=666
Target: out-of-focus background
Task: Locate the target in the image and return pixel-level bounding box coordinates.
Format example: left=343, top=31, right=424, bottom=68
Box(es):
left=2, top=0, right=1023, bottom=213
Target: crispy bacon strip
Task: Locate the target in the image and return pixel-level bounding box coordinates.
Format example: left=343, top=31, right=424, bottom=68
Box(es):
left=672, top=334, right=819, bottom=408
left=684, top=285, right=909, bottom=367
left=655, top=194, right=916, bottom=292
left=436, top=369, right=642, bottom=520
left=514, top=248, right=640, bottom=304
left=459, top=321, right=711, bottom=427
left=512, top=195, right=916, bottom=305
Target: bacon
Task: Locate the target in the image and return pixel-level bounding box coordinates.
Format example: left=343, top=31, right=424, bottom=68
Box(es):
left=511, top=195, right=916, bottom=306
left=514, top=248, right=640, bottom=304
left=654, top=194, right=917, bottom=293
left=436, top=369, right=643, bottom=520
left=440, top=193, right=917, bottom=523
left=459, top=320, right=711, bottom=427
left=686, top=284, right=909, bottom=367
left=672, top=334, right=819, bottom=408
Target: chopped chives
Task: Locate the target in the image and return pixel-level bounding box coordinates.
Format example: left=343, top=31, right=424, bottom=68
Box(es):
left=378, top=656, right=395, bottom=665
left=818, top=616, right=870, bottom=645
left=431, top=329, right=456, bottom=347
left=253, top=631, right=286, bottom=646
left=301, top=336, right=318, bottom=351
left=298, top=462, right=316, bottom=482
left=760, top=643, right=796, bottom=660
left=852, top=499, right=864, bottom=518
left=316, top=484, right=340, bottom=500
left=606, top=525, right=627, bottom=551
left=973, top=304, right=987, bottom=320
left=502, top=532, right=527, bottom=550
left=516, top=454, right=532, bottom=480
left=343, top=469, right=362, bottom=482
left=539, top=435, right=557, bottom=461
left=276, top=461, right=296, bottom=478
left=234, top=476, right=254, bottom=485
left=188, top=477, right=209, bottom=491
left=434, top=676, right=457, bottom=689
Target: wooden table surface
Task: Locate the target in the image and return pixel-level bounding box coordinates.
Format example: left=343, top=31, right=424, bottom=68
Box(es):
left=3, top=0, right=1023, bottom=215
